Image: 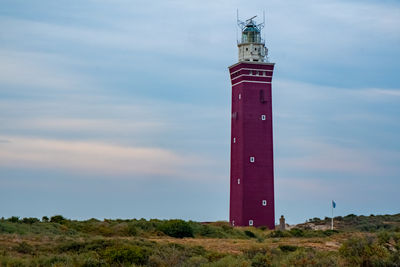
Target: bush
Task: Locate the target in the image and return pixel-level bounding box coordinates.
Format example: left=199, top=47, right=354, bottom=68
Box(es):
left=243, top=247, right=269, bottom=259
left=339, top=237, right=390, bottom=266
left=244, top=230, right=256, bottom=238
left=22, top=217, right=40, bottom=224
left=309, top=217, right=321, bottom=223
left=323, top=229, right=339, bottom=236
left=103, top=246, right=149, bottom=265
left=14, top=241, right=34, bottom=254
left=269, top=230, right=290, bottom=238
left=282, top=248, right=320, bottom=266
left=50, top=215, right=66, bottom=224
left=278, top=245, right=298, bottom=252
left=42, top=216, right=49, bottom=222
left=203, top=255, right=251, bottom=267
left=183, top=255, right=209, bottom=267
left=289, top=228, right=304, bottom=237
left=158, top=220, right=194, bottom=238
left=7, top=216, right=19, bottom=223
left=127, top=223, right=138, bottom=236
left=251, top=252, right=272, bottom=267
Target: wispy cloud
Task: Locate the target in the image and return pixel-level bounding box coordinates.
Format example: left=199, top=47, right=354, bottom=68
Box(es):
left=0, top=50, right=93, bottom=91
left=361, top=88, right=400, bottom=98
left=0, top=136, right=212, bottom=178
left=278, top=139, right=380, bottom=174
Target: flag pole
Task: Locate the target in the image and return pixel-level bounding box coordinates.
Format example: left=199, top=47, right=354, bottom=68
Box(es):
left=331, top=201, right=334, bottom=230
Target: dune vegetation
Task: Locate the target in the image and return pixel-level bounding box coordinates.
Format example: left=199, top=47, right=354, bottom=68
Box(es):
left=0, top=214, right=399, bottom=266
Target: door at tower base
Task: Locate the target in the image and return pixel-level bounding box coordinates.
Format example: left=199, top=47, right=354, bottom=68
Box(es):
left=229, top=61, right=275, bottom=229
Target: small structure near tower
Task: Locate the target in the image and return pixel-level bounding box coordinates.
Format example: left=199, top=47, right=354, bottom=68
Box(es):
left=279, top=215, right=286, bottom=230
left=228, top=14, right=275, bottom=229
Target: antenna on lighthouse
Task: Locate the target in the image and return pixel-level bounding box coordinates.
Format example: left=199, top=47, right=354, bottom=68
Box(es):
left=236, top=9, right=239, bottom=44
left=263, top=10, right=266, bottom=43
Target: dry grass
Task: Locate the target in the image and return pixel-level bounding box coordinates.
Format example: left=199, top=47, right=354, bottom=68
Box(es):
left=147, top=231, right=365, bottom=254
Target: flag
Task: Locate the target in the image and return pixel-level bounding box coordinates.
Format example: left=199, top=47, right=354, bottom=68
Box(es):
left=332, top=200, right=336, bottom=208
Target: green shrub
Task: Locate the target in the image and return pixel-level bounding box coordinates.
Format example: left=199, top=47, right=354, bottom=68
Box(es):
left=58, top=241, right=85, bottom=252
left=269, top=230, right=290, bottom=238
left=309, top=217, right=321, bottom=223
left=243, top=247, right=269, bottom=259
left=50, top=215, right=66, bottom=224
left=198, top=225, right=222, bottom=238
left=103, top=246, right=149, bottom=265
left=158, top=220, right=194, bottom=238
left=323, top=229, right=339, bottom=236
left=42, top=216, right=49, bottom=222
left=183, top=255, right=209, bottom=267
left=127, top=223, right=138, bottom=236
left=14, top=241, right=34, bottom=254
left=278, top=245, right=298, bottom=252
left=289, top=228, right=304, bottom=237
left=244, top=230, right=256, bottom=238
left=282, top=248, right=320, bottom=266
left=251, top=252, right=272, bottom=267
left=21, top=217, right=40, bottom=224
left=7, top=216, right=20, bottom=223
left=203, top=255, right=251, bottom=267
left=339, top=237, right=390, bottom=266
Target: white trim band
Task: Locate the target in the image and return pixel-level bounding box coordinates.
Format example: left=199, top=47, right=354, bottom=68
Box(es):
left=230, top=67, right=273, bottom=76
left=232, top=80, right=272, bottom=87
left=231, top=73, right=272, bottom=81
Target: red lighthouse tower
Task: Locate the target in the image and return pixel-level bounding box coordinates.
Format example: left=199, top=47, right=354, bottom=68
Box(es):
left=229, top=15, right=275, bottom=229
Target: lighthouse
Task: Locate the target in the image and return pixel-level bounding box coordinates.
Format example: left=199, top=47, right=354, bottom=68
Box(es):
left=229, top=15, right=275, bottom=229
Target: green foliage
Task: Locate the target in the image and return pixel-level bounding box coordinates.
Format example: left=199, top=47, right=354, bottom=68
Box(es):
left=268, top=230, right=290, bottom=238
left=339, top=236, right=391, bottom=266
left=280, top=248, right=342, bottom=267
left=244, top=230, right=257, bottom=238
left=242, top=247, right=269, bottom=259
left=289, top=228, right=304, bottom=237
left=127, top=223, right=138, bottom=236
left=50, top=215, right=67, bottom=224
left=278, top=244, right=298, bottom=252
left=182, top=255, right=209, bottom=267
left=103, top=245, right=149, bottom=265
left=21, top=217, right=40, bottom=224
left=323, top=229, right=339, bottom=236
left=251, top=253, right=272, bottom=267
left=203, top=255, right=251, bottom=267
left=1, top=214, right=400, bottom=267
left=42, top=216, right=49, bottom=222
left=7, top=216, right=20, bottom=223
left=14, top=241, right=34, bottom=254
left=309, top=217, right=321, bottom=223
left=157, top=219, right=194, bottom=238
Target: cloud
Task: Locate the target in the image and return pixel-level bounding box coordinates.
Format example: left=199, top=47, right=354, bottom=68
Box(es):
left=361, top=88, right=400, bottom=98
left=0, top=50, right=94, bottom=91
left=278, top=139, right=379, bottom=174
left=0, top=136, right=209, bottom=178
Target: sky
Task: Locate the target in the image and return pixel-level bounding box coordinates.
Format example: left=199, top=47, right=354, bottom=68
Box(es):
left=0, top=0, right=399, bottom=224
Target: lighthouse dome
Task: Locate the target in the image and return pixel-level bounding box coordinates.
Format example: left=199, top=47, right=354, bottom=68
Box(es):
left=241, top=21, right=262, bottom=44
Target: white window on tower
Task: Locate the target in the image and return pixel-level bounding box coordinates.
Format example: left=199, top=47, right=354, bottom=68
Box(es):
left=238, top=93, right=241, bottom=100
left=249, top=70, right=253, bottom=75
left=250, top=157, right=255, bottom=163
left=237, top=179, right=240, bottom=185
left=262, top=200, right=267, bottom=206
left=233, top=137, right=236, bottom=143
left=249, top=220, right=253, bottom=226
left=261, top=115, right=266, bottom=120
left=232, top=220, right=235, bottom=226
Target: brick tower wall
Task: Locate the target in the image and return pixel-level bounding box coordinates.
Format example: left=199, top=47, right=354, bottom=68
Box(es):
left=229, top=61, right=275, bottom=229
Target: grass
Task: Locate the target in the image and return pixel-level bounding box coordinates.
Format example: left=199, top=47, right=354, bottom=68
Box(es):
left=0, top=214, right=399, bottom=266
